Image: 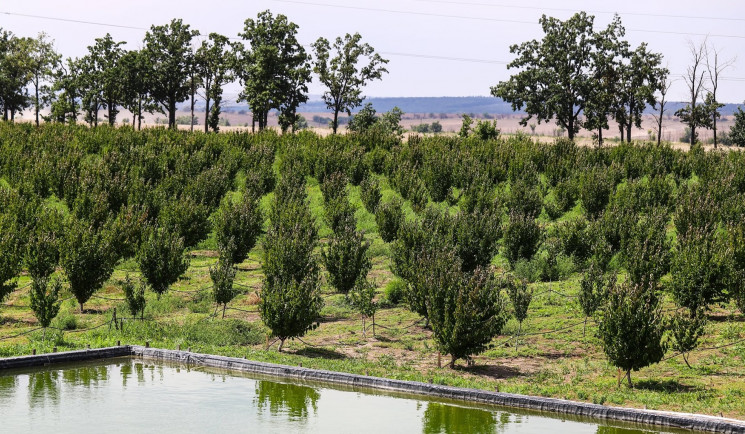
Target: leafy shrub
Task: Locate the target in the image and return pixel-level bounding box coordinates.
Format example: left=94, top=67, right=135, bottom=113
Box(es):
left=158, top=197, right=211, bottom=249
left=122, top=275, right=146, bottom=319
left=359, top=175, right=382, bottom=214
left=375, top=198, right=404, bottom=243
left=321, top=219, right=371, bottom=294
left=578, top=167, right=613, bottom=219
left=137, top=226, right=190, bottom=298
left=506, top=180, right=542, bottom=219
left=384, top=278, right=406, bottom=305
left=213, top=191, right=263, bottom=265
left=210, top=258, right=237, bottom=318
left=503, top=212, right=541, bottom=266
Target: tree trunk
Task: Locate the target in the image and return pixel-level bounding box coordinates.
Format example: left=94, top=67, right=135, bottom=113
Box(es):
left=691, top=125, right=696, bottom=149
left=626, top=120, right=632, bottom=143
left=449, top=354, right=456, bottom=369
left=683, top=352, right=692, bottom=369
left=597, top=127, right=603, bottom=147
left=516, top=321, right=522, bottom=352
left=168, top=98, right=177, bottom=129
left=80, top=302, right=84, bottom=313
left=332, top=108, right=339, bottom=134
left=278, top=338, right=285, bottom=352
left=137, top=97, right=143, bottom=131
left=567, top=117, right=574, bottom=141
left=190, top=82, right=195, bottom=132
left=618, top=123, right=624, bottom=142
left=222, top=304, right=226, bottom=319
left=35, top=82, right=40, bottom=126
left=204, top=97, right=210, bottom=133
left=583, top=317, right=587, bottom=337
left=657, top=117, right=663, bottom=146
left=713, top=115, right=718, bottom=149
left=372, top=313, right=375, bottom=337
left=626, top=370, right=633, bottom=388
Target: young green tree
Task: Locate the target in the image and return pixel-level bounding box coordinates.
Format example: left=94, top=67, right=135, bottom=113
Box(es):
left=421, top=246, right=508, bottom=368
left=670, top=307, right=706, bottom=369
left=578, top=264, right=611, bottom=336
left=122, top=275, right=146, bottom=320
left=348, top=277, right=377, bottom=337
left=729, top=105, right=745, bottom=147
left=359, top=175, right=381, bottom=214
left=312, top=33, right=388, bottom=133
left=142, top=19, right=199, bottom=129
left=29, top=276, right=62, bottom=340
left=137, top=226, right=190, bottom=298
left=195, top=33, right=234, bottom=133
left=234, top=10, right=311, bottom=132
left=597, top=280, right=666, bottom=388
left=506, top=277, right=532, bottom=351
left=60, top=217, right=116, bottom=312
left=503, top=211, right=541, bottom=266
left=24, top=209, right=62, bottom=281
left=375, top=198, right=404, bottom=243
left=0, top=214, right=22, bottom=304
left=260, top=176, right=323, bottom=351
left=210, top=257, right=237, bottom=319
left=322, top=219, right=371, bottom=295
left=213, top=192, right=263, bottom=266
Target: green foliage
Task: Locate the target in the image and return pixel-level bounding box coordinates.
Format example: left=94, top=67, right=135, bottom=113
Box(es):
left=348, top=277, right=378, bottom=335
left=597, top=280, right=666, bottom=387
left=29, top=276, right=62, bottom=329
left=359, top=175, right=381, bottom=213
left=670, top=308, right=706, bottom=369
left=670, top=227, right=731, bottom=313
left=730, top=105, right=745, bottom=147
left=621, top=210, right=670, bottom=287
left=503, top=212, right=541, bottom=266
left=384, top=278, right=406, bottom=305
left=210, top=258, right=237, bottom=317
left=158, top=197, right=212, bottom=249
left=214, top=192, right=263, bottom=265
left=419, top=245, right=507, bottom=367
left=261, top=174, right=322, bottom=350
left=235, top=10, right=311, bottom=132
left=578, top=264, right=611, bottom=323
left=506, top=179, right=542, bottom=219
left=578, top=167, right=613, bottom=219
left=137, top=226, right=190, bottom=298
left=472, top=119, right=500, bottom=140
left=60, top=217, right=116, bottom=312
left=458, top=114, right=473, bottom=138
left=375, top=198, right=404, bottom=243
left=122, top=275, right=146, bottom=319
left=0, top=213, right=23, bottom=302
left=312, top=33, right=388, bottom=134
left=506, top=277, right=532, bottom=325
left=321, top=220, right=371, bottom=294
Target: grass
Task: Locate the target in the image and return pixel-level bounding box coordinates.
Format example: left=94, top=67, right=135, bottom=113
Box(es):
left=2, top=174, right=745, bottom=420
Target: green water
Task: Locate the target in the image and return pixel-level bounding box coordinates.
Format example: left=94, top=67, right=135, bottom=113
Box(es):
left=0, top=358, right=684, bottom=433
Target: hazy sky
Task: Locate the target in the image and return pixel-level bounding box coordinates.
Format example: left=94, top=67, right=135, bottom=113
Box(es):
left=2, top=0, right=745, bottom=102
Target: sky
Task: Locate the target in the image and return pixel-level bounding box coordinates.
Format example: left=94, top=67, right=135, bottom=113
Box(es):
left=2, top=0, right=745, bottom=103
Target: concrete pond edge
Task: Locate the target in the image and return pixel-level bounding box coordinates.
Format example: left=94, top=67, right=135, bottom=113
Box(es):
left=1, top=345, right=744, bottom=433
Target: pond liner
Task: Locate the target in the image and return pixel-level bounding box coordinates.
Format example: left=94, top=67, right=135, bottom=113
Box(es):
left=2, top=345, right=744, bottom=433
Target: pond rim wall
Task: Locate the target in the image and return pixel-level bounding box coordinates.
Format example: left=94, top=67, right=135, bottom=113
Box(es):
left=1, top=345, right=744, bottom=434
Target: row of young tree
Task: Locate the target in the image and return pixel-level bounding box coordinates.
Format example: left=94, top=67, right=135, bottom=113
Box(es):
left=0, top=10, right=387, bottom=133
left=2, top=123, right=745, bottom=384
left=492, top=12, right=740, bottom=148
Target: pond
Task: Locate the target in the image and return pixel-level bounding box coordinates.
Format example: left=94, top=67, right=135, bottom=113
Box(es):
left=0, top=358, right=688, bottom=433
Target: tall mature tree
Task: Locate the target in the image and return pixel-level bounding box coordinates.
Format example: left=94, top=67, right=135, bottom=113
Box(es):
left=613, top=43, right=667, bottom=143
left=195, top=33, right=234, bottom=133
left=142, top=19, right=199, bottom=129
left=235, top=10, right=311, bottom=132
left=312, top=32, right=388, bottom=134
left=50, top=57, right=82, bottom=123
left=730, top=104, right=745, bottom=147
left=88, top=34, right=126, bottom=125
left=705, top=45, right=735, bottom=148
left=120, top=49, right=155, bottom=130
left=675, top=40, right=710, bottom=148
left=583, top=15, right=626, bottom=145
left=27, top=32, right=60, bottom=126
left=491, top=12, right=599, bottom=141
left=0, top=30, right=33, bottom=121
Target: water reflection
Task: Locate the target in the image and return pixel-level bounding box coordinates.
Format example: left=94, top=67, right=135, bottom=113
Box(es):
left=28, top=370, right=60, bottom=407
left=255, top=380, right=320, bottom=420
left=0, top=375, right=17, bottom=406
left=62, top=365, right=108, bottom=388
left=422, top=402, right=500, bottom=434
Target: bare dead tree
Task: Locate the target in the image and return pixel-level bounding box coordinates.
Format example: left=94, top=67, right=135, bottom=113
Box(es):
left=652, top=74, right=673, bottom=146
left=705, top=44, right=736, bottom=148
left=675, top=39, right=708, bottom=149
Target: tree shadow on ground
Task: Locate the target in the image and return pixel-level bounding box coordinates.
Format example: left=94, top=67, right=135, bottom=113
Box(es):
left=294, top=347, right=347, bottom=360
left=633, top=378, right=699, bottom=393
left=462, top=364, right=524, bottom=380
